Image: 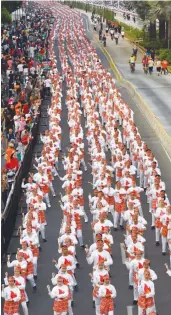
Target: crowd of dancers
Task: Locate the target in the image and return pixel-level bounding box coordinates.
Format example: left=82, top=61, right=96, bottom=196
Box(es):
left=2, top=2, right=171, bottom=315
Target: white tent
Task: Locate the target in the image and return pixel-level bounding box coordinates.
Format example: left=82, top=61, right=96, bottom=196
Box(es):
left=11, top=8, right=26, bottom=21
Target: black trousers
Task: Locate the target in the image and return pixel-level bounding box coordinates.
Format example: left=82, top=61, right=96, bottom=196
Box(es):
left=2, top=189, right=8, bottom=206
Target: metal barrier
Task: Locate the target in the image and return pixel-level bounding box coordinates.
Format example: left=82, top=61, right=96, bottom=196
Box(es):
left=1, top=115, right=40, bottom=259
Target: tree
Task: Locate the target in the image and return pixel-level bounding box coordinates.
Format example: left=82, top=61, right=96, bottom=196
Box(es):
left=1, top=1, right=22, bottom=13
left=147, top=1, right=171, bottom=47
left=1, top=6, right=12, bottom=24
left=132, top=1, right=151, bottom=21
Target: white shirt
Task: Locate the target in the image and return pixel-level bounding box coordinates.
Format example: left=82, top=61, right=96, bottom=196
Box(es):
left=56, top=255, right=76, bottom=271
left=99, top=284, right=117, bottom=298
left=49, top=285, right=69, bottom=299
left=2, top=286, right=21, bottom=302
left=138, top=280, right=155, bottom=298
left=87, top=249, right=113, bottom=267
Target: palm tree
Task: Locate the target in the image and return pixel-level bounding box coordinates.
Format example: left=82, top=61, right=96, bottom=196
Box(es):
left=147, top=1, right=171, bottom=47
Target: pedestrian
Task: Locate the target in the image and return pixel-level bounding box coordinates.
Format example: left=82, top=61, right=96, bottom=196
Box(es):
left=114, top=32, right=119, bottom=45
left=110, top=28, right=114, bottom=40
left=99, top=29, right=102, bottom=41
left=121, top=29, right=125, bottom=39
left=6, top=128, right=16, bottom=147
left=132, top=45, right=138, bottom=61
left=102, top=34, right=107, bottom=47
left=148, top=57, right=154, bottom=75
left=161, top=59, right=168, bottom=75
left=155, top=58, right=161, bottom=76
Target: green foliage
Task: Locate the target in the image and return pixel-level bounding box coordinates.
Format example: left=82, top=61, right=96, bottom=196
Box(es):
left=1, top=1, right=22, bottom=13
left=116, top=20, right=144, bottom=40
left=147, top=1, right=171, bottom=21
left=132, top=1, right=151, bottom=21
left=159, top=49, right=171, bottom=63
left=140, top=39, right=168, bottom=49
left=1, top=6, right=12, bottom=24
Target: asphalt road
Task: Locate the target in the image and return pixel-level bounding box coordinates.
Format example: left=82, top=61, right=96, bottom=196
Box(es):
left=2, top=13, right=171, bottom=315
left=82, top=10, right=171, bottom=137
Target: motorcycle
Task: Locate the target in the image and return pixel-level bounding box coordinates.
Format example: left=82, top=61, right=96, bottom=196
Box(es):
left=130, top=63, right=135, bottom=73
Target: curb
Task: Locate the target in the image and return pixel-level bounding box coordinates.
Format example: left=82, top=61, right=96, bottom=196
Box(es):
left=93, top=34, right=171, bottom=160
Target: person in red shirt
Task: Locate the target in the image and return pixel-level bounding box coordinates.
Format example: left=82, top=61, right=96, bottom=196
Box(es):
left=5, top=153, right=19, bottom=171
left=22, top=101, right=29, bottom=114
left=142, top=55, right=149, bottom=73
left=161, top=59, right=168, bottom=75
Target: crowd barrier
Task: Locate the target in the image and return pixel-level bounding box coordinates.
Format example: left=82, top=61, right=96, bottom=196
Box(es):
left=1, top=114, right=40, bottom=259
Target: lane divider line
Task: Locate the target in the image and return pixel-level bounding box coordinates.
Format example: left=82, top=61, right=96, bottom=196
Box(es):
left=120, top=243, right=126, bottom=264
left=127, top=305, right=134, bottom=315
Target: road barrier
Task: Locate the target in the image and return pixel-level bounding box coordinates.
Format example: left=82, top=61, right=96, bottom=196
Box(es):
left=1, top=115, right=40, bottom=259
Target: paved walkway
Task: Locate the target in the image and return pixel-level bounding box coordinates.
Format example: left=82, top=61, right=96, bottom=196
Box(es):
left=80, top=10, right=171, bottom=137
left=113, top=8, right=144, bottom=30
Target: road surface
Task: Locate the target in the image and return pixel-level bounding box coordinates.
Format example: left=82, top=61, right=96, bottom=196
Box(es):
left=82, top=10, right=171, bottom=137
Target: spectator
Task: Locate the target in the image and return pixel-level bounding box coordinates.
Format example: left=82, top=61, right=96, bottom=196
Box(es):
left=6, top=128, right=16, bottom=147
left=5, top=142, right=15, bottom=163
left=5, top=152, right=19, bottom=171
left=1, top=168, right=9, bottom=206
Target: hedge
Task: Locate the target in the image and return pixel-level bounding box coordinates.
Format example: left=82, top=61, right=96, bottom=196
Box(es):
left=1, top=7, right=12, bottom=24
left=159, top=49, right=171, bottom=63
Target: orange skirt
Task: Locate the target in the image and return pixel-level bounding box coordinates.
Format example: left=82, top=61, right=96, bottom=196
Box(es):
left=31, top=245, right=39, bottom=257
left=155, top=218, right=162, bottom=229
left=27, top=261, right=34, bottom=276
left=41, top=185, right=50, bottom=194
left=138, top=296, right=154, bottom=309
left=115, top=202, right=125, bottom=213
left=53, top=299, right=68, bottom=313
left=4, top=300, right=20, bottom=314
left=100, top=297, right=114, bottom=314
left=20, top=268, right=27, bottom=280
left=38, top=210, right=46, bottom=224
left=161, top=225, right=168, bottom=237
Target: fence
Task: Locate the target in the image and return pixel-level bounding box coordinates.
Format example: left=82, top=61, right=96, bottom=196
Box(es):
left=1, top=115, right=40, bottom=259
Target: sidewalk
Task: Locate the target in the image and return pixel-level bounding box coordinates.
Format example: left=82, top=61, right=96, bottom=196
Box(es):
left=113, top=8, right=143, bottom=30
left=78, top=10, right=171, bottom=137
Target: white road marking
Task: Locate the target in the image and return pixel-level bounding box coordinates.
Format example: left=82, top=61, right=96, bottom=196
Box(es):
left=127, top=305, right=134, bottom=315
left=120, top=243, right=126, bottom=264
left=84, top=15, right=90, bottom=33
